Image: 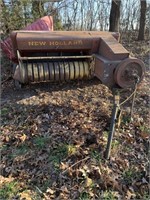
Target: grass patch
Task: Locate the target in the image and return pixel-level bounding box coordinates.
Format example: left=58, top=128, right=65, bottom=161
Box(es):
left=90, top=149, right=101, bottom=162
left=122, top=115, right=131, bottom=124
left=39, top=180, right=53, bottom=192
left=110, top=139, right=120, bottom=155
left=0, top=181, right=20, bottom=200
left=123, top=145, right=132, bottom=153
left=1, top=107, right=9, bottom=116
left=123, top=168, right=134, bottom=185
left=79, top=191, right=90, bottom=200
left=111, top=140, right=120, bottom=149
left=8, top=144, right=29, bottom=159
left=15, top=144, right=29, bottom=154
left=122, top=167, right=142, bottom=185
left=102, top=190, right=118, bottom=200
left=143, top=192, right=150, bottom=200
left=33, top=136, right=49, bottom=149
left=103, top=131, right=108, bottom=139
left=139, top=125, right=150, bottom=134
left=48, top=144, right=68, bottom=169
left=0, top=145, right=8, bottom=151
left=48, top=144, right=77, bottom=170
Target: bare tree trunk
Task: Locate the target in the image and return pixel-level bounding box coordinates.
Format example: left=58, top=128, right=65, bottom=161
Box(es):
left=73, top=1, right=78, bottom=30
left=109, top=0, right=121, bottom=32
left=138, top=0, right=147, bottom=40
left=80, top=0, right=84, bottom=30
left=32, top=0, right=44, bottom=20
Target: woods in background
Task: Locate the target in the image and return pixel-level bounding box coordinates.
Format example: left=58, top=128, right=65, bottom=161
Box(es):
left=1, top=0, right=149, bottom=40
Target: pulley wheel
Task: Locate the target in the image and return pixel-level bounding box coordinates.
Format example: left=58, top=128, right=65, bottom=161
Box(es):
left=114, top=58, right=145, bottom=88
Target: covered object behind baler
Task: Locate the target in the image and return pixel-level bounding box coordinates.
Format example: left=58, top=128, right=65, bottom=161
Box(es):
left=1, top=16, right=53, bottom=62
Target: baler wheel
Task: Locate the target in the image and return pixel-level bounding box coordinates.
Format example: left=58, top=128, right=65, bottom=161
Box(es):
left=114, top=58, right=145, bottom=88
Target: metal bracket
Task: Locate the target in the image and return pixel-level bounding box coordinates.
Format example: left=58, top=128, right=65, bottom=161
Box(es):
left=104, top=82, right=138, bottom=159
left=104, top=91, right=120, bottom=159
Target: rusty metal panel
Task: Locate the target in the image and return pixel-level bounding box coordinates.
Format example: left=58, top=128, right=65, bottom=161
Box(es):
left=11, top=31, right=126, bottom=60
left=99, top=37, right=129, bottom=60
left=15, top=31, right=101, bottom=52
left=94, top=55, right=120, bottom=87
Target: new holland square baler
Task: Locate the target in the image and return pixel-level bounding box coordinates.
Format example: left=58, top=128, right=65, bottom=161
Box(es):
left=10, top=31, right=145, bottom=89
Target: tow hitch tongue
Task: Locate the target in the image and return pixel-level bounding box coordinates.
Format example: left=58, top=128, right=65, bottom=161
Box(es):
left=11, top=30, right=145, bottom=158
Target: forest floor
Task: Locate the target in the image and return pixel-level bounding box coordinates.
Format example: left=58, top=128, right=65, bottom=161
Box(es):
left=0, top=34, right=149, bottom=200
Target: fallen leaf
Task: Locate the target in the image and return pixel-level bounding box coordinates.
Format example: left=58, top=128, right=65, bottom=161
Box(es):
left=85, top=177, right=93, bottom=187
left=46, top=188, right=55, bottom=195
left=20, top=133, right=27, bottom=142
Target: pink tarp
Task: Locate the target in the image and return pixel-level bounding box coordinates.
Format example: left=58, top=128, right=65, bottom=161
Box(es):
left=1, top=16, right=53, bottom=62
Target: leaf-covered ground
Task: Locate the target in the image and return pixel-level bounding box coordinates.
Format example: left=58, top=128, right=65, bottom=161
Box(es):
left=1, top=36, right=149, bottom=200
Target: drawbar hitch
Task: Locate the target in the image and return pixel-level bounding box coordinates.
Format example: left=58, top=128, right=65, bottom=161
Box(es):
left=105, top=78, right=139, bottom=159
